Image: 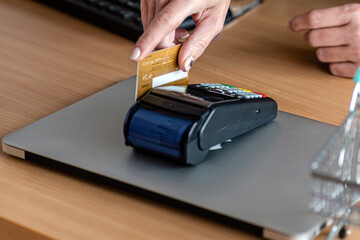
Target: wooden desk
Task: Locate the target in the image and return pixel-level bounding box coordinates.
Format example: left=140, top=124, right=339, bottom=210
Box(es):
left=0, top=0, right=358, bottom=239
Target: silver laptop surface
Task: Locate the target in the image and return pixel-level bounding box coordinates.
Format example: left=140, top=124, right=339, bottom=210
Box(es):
left=2, top=76, right=336, bottom=239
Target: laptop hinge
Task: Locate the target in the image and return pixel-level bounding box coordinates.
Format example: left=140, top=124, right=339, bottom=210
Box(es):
left=2, top=143, right=25, bottom=159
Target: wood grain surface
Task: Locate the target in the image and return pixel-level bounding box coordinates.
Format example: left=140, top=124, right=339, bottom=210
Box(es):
left=0, top=0, right=359, bottom=239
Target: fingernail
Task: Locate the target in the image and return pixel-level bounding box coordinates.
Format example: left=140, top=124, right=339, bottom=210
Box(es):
left=177, top=33, right=190, bottom=43
left=130, top=47, right=141, bottom=61
left=183, top=56, right=194, bottom=72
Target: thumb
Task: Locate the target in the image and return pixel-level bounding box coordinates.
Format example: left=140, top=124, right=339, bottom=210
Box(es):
left=178, top=18, right=223, bottom=72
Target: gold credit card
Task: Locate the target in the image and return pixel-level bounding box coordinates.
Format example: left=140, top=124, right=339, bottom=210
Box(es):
left=136, top=45, right=189, bottom=100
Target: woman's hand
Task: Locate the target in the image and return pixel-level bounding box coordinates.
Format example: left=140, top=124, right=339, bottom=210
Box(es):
left=130, top=0, right=231, bottom=72
left=288, top=4, right=360, bottom=78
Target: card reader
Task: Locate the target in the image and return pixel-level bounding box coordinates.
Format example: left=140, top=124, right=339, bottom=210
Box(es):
left=124, top=83, right=278, bottom=165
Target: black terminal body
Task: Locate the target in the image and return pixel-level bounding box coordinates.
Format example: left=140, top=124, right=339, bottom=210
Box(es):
left=124, top=84, right=278, bottom=165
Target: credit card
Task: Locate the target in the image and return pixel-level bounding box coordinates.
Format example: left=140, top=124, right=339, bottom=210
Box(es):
left=136, top=45, right=189, bottom=100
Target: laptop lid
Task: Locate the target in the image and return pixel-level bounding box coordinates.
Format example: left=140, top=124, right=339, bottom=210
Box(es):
left=2, top=76, right=335, bottom=239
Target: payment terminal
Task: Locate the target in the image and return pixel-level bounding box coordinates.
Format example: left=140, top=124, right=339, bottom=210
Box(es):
left=124, top=83, right=278, bottom=165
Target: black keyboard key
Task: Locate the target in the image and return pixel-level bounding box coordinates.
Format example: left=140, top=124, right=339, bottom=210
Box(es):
left=126, top=1, right=140, bottom=10
left=120, top=10, right=135, bottom=19
left=107, top=5, right=122, bottom=12
left=97, top=1, right=112, bottom=8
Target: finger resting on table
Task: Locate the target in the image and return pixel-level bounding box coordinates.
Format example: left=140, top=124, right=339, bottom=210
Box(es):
left=304, top=26, right=349, bottom=48
left=329, top=62, right=358, bottom=78
left=289, top=4, right=356, bottom=32
left=316, top=45, right=360, bottom=63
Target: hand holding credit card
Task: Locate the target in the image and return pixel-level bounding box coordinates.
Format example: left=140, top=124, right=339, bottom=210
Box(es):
left=136, top=45, right=189, bottom=100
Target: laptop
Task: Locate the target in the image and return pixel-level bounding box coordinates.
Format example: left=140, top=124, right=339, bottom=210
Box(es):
left=2, top=76, right=336, bottom=239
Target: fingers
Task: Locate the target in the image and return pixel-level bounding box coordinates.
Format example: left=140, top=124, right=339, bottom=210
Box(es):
left=140, top=0, right=148, bottom=30
left=131, top=1, right=190, bottom=61
left=287, top=3, right=360, bottom=77
left=132, top=0, right=229, bottom=69
left=146, top=0, right=156, bottom=31
left=142, top=0, right=176, bottom=51
left=177, top=0, right=230, bottom=71
left=155, top=0, right=169, bottom=14
left=155, top=33, right=176, bottom=50
left=178, top=17, right=223, bottom=72
left=316, top=46, right=360, bottom=63
left=304, top=26, right=349, bottom=47
left=175, top=28, right=190, bottom=43
left=329, top=62, right=358, bottom=78
left=288, top=4, right=354, bottom=32
left=156, top=28, right=190, bottom=49
left=154, top=0, right=172, bottom=49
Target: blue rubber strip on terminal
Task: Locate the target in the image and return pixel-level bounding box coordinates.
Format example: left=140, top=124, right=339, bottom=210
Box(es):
left=128, top=108, right=193, bottom=158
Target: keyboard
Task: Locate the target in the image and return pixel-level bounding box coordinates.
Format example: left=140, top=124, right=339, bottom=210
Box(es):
left=34, top=0, right=234, bottom=41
